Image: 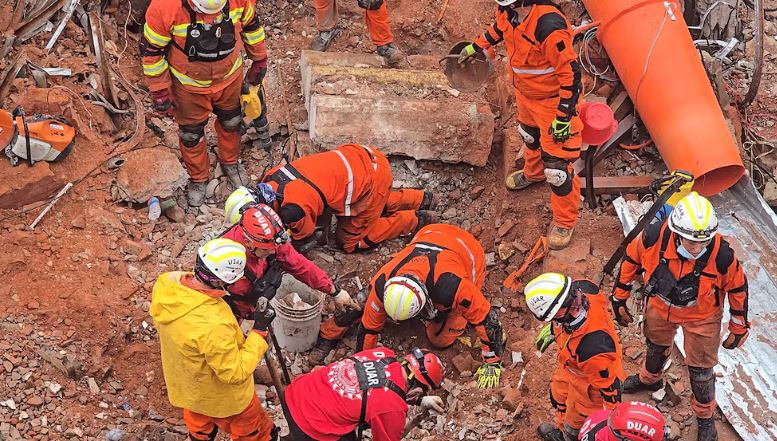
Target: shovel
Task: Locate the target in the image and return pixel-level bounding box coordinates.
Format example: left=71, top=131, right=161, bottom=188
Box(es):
left=256, top=297, right=291, bottom=407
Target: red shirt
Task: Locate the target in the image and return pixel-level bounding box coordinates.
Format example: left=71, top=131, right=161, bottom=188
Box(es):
left=285, top=348, right=409, bottom=441
left=579, top=409, right=615, bottom=441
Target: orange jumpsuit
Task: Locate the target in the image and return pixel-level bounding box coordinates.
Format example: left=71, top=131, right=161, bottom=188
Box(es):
left=314, top=0, right=393, bottom=47
left=474, top=4, right=583, bottom=229
left=550, top=282, right=624, bottom=430
left=614, top=221, right=749, bottom=418
left=142, top=0, right=268, bottom=182
left=351, top=224, right=503, bottom=362
left=261, top=144, right=424, bottom=253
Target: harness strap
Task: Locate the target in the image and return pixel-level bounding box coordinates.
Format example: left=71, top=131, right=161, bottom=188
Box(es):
left=387, top=243, right=445, bottom=290
left=267, top=163, right=329, bottom=211
left=348, top=356, right=405, bottom=441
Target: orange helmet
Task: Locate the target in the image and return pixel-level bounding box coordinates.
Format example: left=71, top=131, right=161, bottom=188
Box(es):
left=239, top=204, right=288, bottom=250
left=608, top=401, right=666, bottom=441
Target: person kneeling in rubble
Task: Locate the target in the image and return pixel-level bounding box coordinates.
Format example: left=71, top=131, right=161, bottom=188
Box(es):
left=315, top=223, right=507, bottom=388
left=283, top=346, right=445, bottom=441
left=524, top=272, right=625, bottom=441
left=219, top=188, right=360, bottom=319
left=150, top=238, right=278, bottom=441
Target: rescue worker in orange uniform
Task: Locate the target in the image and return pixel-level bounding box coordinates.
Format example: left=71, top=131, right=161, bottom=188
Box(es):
left=460, top=0, right=583, bottom=250
left=611, top=192, right=750, bottom=441
left=141, top=0, right=268, bottom=207
left=255, top=144, right=437, bottom=253
left=309, top=0, right=404, bottom=66
left=328, top=224, right=508, bottom=388
left=525, top=273, right=624, bottom=441
left=150, top=238, right=279, bottom=441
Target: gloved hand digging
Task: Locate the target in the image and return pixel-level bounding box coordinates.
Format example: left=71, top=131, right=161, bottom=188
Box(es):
left=246, top=59, right=268, bottom=86
left=457, top=43, right=481, bottom=64
left=535, top=322, right=555, bottom=353
left=476, top=362, right=501, bottom=389
left=331, top=284, right=361, bottom=311
left=151, top=89, right=176, bottom=117
left=420, top=396, right=444, bottom=413
left=610, top=296, right=634, bottom=327
left=253, top=303, right=276, bottom=335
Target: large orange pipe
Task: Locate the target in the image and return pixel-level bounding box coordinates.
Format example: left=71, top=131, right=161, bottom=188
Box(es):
left=582, top=0, right=744, bottom=195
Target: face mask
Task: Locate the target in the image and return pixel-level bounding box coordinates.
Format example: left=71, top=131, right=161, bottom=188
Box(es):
left=677, top=243, right=707, bottom=260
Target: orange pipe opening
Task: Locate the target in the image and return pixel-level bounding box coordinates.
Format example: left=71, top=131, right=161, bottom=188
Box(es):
left=581, top=0, right=744, bottom=195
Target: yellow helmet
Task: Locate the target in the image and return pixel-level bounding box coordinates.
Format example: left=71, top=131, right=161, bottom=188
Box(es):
left=668, top=192, right=718, bottom=241
left=383, top=275, right=427, bottom=321
left=524, top=272, right=572, bottom=322
left=224, top=186, right=256, bottom=224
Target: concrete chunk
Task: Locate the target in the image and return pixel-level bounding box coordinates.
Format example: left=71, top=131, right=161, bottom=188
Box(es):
left=0, top=161, right=65, bottom=209
left=301, top=50, right=494, bottom=166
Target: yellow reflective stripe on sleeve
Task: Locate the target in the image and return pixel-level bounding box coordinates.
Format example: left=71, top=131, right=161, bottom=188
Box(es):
left=171, top=23, right=190, bottom=37
left=143, top=58, right=169, bottom=76
left=144, top=23, right=171, bottom=46
left=241, top=3, right=254, bottom=23
left=242, top=27, right=265, bottom=45
left=169, top=66, right=213, bottom=87
left=224, top=57, right=243, bottom=78
left=229, top=7, right=244, bottom=21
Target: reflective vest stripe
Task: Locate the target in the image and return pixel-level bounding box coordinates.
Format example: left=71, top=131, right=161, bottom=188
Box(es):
left=144, top=23, right=171, bottom=46
left=333, top=150, right=355, bottom=216
left=455, top=237, right=477, bottom=281
left=143, top=58, right=169, bottom=76
left=512, top=66, right=555, bottom=75
left=242, top=27, right=265, bottom=45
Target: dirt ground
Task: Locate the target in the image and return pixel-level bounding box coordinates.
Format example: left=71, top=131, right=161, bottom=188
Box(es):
left=1, top=0, right=776, bottom=440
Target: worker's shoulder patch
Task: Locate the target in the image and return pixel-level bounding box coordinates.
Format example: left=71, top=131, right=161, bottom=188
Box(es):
left=641, top=220, right=664, bottom=248
left=430, top=272, right=461, bottom=308
left=715, top=238, right=735, bottom=275
left=576, top=330, right=617, bottom=363
left=278, top=203, right=305, bottom=224
left=534, top=12, right=567, bottom=43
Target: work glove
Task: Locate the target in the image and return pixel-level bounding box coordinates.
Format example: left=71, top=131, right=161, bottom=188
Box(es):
left=548, top=117, right=572, bottom=143
left=253, top=304, right=276, bottom=333
left=150, top=89, right=175, bottom=117
left=457, top=43, right=481, bottom=64
left=331, top=284, right=361, bottom=311
left=722, top=329, right=749, bottom=350
left=535, top=322, right=555, bottom=353
left=420, top=396, right=445, bottom=414
left=246, top=59, right=268, bottom=86
left=476, top=362, right=501, bottom=389
left=611, top=296, right=634, bottom=327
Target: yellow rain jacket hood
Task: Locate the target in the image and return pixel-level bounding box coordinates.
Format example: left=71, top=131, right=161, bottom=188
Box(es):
left=150, top=271, right=268, bottom=417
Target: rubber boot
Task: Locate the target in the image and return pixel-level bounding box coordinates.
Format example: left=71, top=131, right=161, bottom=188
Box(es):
left=419, top=191, right=437, bottom=211
left=537, top=423, right=566, bottom=441
left=622, top=373, right=664, bottom=394
left=416, top=210, right=439, bottom=232
left=562, top=423, right=580, bottom=441
left=548, top=224, right=574, bottom=250
left=376, top=43, right=405, bottom=67
left=222, top=163, right=246, bottom=188
left=505, top=170, right=545, bottom=191
left=697, top=418, right=718, bottom=441
left=187, top=181, right=207, bottom=208
left=310, top=28, right=342, bottom=51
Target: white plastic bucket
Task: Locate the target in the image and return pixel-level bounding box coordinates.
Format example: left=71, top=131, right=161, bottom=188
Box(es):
left=270, top=274, right=324, bottom=352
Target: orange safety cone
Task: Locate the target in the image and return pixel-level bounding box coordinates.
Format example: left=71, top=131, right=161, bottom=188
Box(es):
left=581, top=0, right=744, bottom=195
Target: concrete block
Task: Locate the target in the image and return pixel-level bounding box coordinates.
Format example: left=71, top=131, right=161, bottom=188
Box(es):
left=0, top=161, right=65, bottom=209
left=301, top=50, right=495, bottom=166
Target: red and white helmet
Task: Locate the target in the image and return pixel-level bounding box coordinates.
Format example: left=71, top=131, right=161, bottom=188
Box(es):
left=239, top=204, right=288, bottom=250
left=404, top=348, right=444, bottom=390
left=608, top=401, right=666, bottom=441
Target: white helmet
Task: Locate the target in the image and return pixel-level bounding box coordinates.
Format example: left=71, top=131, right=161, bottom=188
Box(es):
left=495, top=0, right=518, bottom=6
left=224, top=186, right=256, bottom=224
left=190, top=0, right=227, bottom=14
left=383, top=275, right=427, bottom=321
left=195, top=238, right=246, bottom=285
left=668, top=192, right=718, bottom=241
left=524, top=273, right=572, bottom=321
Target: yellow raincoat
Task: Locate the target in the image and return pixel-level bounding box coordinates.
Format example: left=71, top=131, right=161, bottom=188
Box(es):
left=150, top=271, right=268, bottom=417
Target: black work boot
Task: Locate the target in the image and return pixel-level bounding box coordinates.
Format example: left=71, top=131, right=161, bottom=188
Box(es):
left=537, top=423, right=566, bottom=441
left=376, top=43, right=405, bottom=66
left=415, top=210, right=438, bottom=232
left=310, top=28, right=342, bottom=51
left=697, top=417, right=718, bottom=441
left=622, top=373, right=664, bottom=394
left=419, top=191, right=437, bottom=211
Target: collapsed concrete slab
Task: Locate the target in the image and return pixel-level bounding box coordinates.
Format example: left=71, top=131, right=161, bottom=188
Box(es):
left=0, top=161, right=65, bottom=210
left=300, top=50, right=495, bottom=167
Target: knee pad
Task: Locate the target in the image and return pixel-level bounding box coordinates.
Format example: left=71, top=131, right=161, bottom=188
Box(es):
left=179, top=121, right=207, bottom=148
left=214, top=106, right=243, bottom=133
left=689, top=366, right=716, bottom=403
left=357, top=0, right=383, bottom=10
left=542, top=154, right=574, bottom=196
left=518, top=124, right=541, bottom=150
left=644, top=338, right=670, bottom=374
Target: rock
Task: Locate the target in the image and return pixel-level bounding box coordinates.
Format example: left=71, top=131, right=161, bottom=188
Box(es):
left=469, top=186, right=485, bottom=200
left=442, top=207, right=457, bottom=220
left=26, top=396, right=44, bottom=406
left=27, top=300, right=40, bottom=310
left=147, top=408, right=165, bottom=422
left=485, top=252, right=496, bottom=267
left=253, top=364, right=274, bottom=386
left=497, top=243, right=515, bottom=261
left=0, top=161, right=66, bottom=210
left=543, top=237, right=592, bottom=279
left=501, top=387, right=521, bottom=411
left=497, top=219, right=515, bottom=237
left=651, top=387, right=667, bottom=402
left=624, top=345, right=643, bottom=360
left=0, top=399, right=16, bottom=410
left=450, top=352, right=479, bottom=373
left=87, top=377, right=100, bottom=394
left=106, top=428, right=125, bottom=440
left=2, top=361, right=12, bottom=372
left=667, top=420, right=681, bottom=440
left=71, top=216, right=86, bottom=229
left=164, top=205, right=186, bottom=223
left=495, top=408, right=508, bottom=422
left=48, top=382, right=62, bottom=394
left=114, top=148, right=189, bottom=203
left=511, top=351, right=523, bottom=365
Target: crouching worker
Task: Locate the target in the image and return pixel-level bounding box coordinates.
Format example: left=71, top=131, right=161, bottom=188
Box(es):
left=283, top=346, right=445, bottom=441
left=150, top=238, right=278, bottom=441
left=525, top=273, right=625, bottom=441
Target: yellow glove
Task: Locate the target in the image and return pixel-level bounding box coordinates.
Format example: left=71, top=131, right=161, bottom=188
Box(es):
left=476, top=362, right=501, bottom=389
left=548, top=118, right=572, bottom=143
left=458, top=43, right=479, bottom=64
left=535, top=323, right=555, bottom=353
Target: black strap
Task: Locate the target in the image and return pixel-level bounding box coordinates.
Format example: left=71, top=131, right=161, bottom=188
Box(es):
left=387, top=242, right=445, bottom=289
left=266, top=163, right=329, bottom=211
left=348, top=356, right=406, bottom=440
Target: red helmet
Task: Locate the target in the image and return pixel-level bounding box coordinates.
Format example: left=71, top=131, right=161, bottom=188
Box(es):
left=608, top=401, right=666, bottom=441
left=239, top=204, right=288, bottom=250
left=404, top=348, right=444, bottom=390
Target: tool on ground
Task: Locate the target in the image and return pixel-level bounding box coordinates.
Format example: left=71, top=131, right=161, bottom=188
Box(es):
left=257, top=297, right=292, bottom=385
left=240, top=83, right=272, bottom=151
left=600, top=169, right=694, bottom=282
left=439, top=41, right=492, bottom=93
left=503, top=236, right=549, bottom=292
left=1, top=106, right=76, bottom=166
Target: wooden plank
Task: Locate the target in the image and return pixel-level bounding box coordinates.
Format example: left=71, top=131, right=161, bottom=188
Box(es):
left=592, top=114, right=636, bottom=166
left=579, top=175, right=655, bottom=194
left=609, top=91, right=634, bottom=122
